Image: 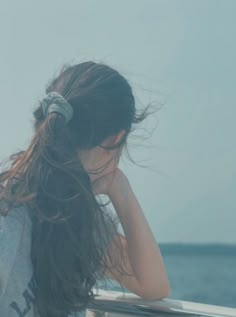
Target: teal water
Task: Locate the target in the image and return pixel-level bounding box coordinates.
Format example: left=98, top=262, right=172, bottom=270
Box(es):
left=99, top=244, right=236, bottom=308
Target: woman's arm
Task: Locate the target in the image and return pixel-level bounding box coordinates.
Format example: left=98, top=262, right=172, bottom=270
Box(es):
left=102, top=169, right=170, bottom=300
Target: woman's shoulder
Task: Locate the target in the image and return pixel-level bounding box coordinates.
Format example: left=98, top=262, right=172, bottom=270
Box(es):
left=0, top=204, right=30, bottom=234
left=0, top=204, right=31, bottom=267
left=0, top=204, right=32, bottom=297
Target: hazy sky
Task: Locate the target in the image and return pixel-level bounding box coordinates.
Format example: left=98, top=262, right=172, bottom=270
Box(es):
left=0, top=0, right=235, bottom=243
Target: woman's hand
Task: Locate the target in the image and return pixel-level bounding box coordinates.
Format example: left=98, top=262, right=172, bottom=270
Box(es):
left=91, top=168, right=128, bottom=196
left=91, top=169, right=116, bottom=195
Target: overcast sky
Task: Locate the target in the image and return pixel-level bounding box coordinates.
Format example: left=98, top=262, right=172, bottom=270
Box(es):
left=0, top=0, right=235, bottom=243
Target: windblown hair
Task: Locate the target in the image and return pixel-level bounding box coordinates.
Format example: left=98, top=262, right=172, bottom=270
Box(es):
left=0, top=62, right=149, bottom=316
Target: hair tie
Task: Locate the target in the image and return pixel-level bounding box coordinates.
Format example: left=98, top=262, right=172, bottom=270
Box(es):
left=41, top=92, right=74, bottom=124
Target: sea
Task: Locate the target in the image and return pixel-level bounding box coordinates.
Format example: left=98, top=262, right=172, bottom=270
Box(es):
left=98, top=244, right=236, bottom=309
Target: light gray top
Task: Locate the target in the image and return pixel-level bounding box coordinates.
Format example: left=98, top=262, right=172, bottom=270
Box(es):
left=0, top=205, right=40, bottom=316
left=0, top=202, right=117, bottom=317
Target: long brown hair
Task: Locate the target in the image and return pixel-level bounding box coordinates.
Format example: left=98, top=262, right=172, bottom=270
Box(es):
left=0, top=62, right=149, bottom=316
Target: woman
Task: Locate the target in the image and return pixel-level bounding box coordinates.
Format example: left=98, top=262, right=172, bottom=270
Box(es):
left=0, top=61, right=170, bottom=317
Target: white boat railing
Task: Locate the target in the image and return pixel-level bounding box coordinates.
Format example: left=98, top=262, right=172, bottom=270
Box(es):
left=87, top=289, right=236, bottom=317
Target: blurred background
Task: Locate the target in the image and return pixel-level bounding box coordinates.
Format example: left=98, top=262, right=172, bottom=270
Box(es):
left=0, top=0, right=235, bottom=307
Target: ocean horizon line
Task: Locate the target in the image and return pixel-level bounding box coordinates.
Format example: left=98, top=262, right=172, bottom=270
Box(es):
left=159, top=242, right=236, bottom=255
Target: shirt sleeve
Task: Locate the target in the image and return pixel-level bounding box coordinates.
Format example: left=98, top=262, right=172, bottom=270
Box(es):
left=95, top=195, right=120, bottom=248
left=100, top=207, right=120, bottom=249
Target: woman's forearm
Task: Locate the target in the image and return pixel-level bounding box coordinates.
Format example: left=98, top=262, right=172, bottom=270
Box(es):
left=108, top=170, right=170, bottom=296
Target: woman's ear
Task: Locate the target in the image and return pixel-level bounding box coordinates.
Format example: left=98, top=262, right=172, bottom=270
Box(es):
left=101, top=130, right=126, bottom=148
